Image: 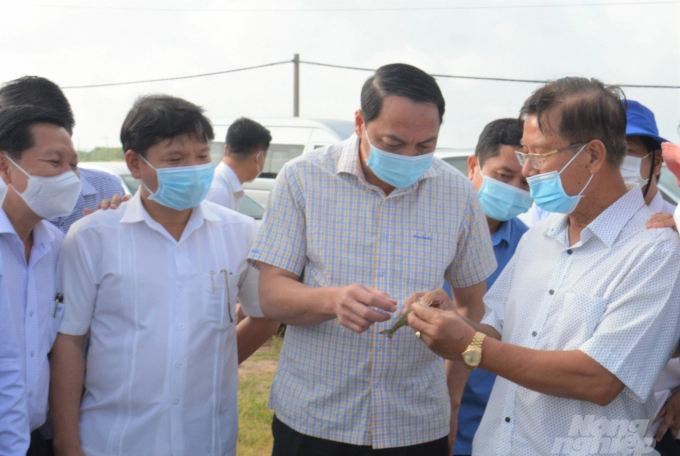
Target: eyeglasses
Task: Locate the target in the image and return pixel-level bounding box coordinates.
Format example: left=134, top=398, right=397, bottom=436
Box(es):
left=515, top=143, right=586, bottom=170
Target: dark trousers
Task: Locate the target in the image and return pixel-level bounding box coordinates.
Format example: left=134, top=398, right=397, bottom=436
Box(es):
left=27, top=430, right=54, bottom=456
left=272, top=415, right=448, bottom=456
left=656, top=429, right=680, bottom=456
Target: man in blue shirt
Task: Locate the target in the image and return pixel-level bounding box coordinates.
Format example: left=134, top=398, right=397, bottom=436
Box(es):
left=443, top=118, right=529, bottom=455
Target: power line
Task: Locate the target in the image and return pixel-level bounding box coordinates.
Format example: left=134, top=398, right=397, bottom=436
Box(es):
left=301, top=61, right=680, bottom=89
left=29, top=1, right=680, bottom=13
left=57, top=58, right=680, bottom=90
left=61, top=60, right=292, bottom=89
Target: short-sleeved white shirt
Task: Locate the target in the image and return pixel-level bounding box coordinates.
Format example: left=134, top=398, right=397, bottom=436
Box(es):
left=206, top=162, right=243, bottom=211
left=474, top=188, right=680, bottom=456
left=58, top=192, right=261, bottom=456
left=0, top=210, right=64, bottom=431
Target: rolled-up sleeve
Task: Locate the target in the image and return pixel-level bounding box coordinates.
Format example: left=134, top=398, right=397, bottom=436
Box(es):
left=447, top=185, right=497, bottom=289
left=248, top=163, right=307, bottom=276
left=58, top=229, right=98, bottom=336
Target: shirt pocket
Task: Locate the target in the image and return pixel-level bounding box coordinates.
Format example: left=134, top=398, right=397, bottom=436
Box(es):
left=401, top=231, right=451, bottom=290
left=553, top=292, right=607, bottom=350
left=203, top=270, right=238, bottom=330
left=51, top=301, right=65, bottom=341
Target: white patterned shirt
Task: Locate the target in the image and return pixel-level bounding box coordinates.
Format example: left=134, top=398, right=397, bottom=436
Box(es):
left=249, top=134, right=496, bottom=448
left=0, top=210, right=64, bottom=431
left=58, top=192, right=261, bottom=456
left=474, top=187, right=680, bottom=456
left=206, top=162, right=244, bottom=211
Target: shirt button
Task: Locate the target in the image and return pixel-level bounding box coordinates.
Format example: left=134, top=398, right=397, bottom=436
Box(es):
left=173, top=399, right=179, bottom=405
left=29, top=310, right=34, bottom=317
left=178, top=324, right=185, bottom=330
left=549, top=289, right=555, bottom=295
left=531, top=331, right=537, bottom=337
left=505, top=417, right=511, bottom=423
left=28, top=392, right=33, bottom=398
left=178, top=284, right=184, bottom=290
left=30, top=351, right=35, bottom=357
left=175, top=362, right=181, bottom=368
left=567, top=249, right=573, bottom=255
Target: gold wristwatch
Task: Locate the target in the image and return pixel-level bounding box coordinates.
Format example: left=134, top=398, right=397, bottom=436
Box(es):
left=462, top=332, right=486, bottom=369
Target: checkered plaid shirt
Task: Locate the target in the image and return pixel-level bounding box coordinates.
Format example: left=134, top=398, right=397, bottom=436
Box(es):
left=249, top=135, right=496, bottom=448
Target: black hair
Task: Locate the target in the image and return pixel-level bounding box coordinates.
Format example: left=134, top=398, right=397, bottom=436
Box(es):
left=0, top=105, right=68, bottom=160
left=226, top=117, right=272, bottom=160
left=475, top=118, right=523, bottom=166
left=0, top=76, right=75, bottom=134
left=520, top=77, right=627, bottom=167
left=120, top=95, right=214, bottom=157
left=361, top=63, right=445, bottom=124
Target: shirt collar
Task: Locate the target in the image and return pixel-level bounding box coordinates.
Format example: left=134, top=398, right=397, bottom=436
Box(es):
left=490, top=219, right=513, bottom=247
left=0, top=209, right=56, bottom=259
left=543, top=185, right=645, bottom=248
left=216, top=162, right=243, bottom=193
left=77, top=168, right=98, bottom=196
left=120, top=191, right=221, bottom=227
left=336, top=134, right=440, bottom=183
left=647, top=189, right=664, bottom=213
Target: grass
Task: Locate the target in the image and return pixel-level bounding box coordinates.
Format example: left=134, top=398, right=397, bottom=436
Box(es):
left=237, top=336, right=282, bottom=456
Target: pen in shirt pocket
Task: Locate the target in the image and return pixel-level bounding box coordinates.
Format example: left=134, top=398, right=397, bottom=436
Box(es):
left=53, top=293, right=64, bottom=318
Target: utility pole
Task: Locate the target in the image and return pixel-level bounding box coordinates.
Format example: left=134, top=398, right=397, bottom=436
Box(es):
left=293, top=53, right=300, bottom=117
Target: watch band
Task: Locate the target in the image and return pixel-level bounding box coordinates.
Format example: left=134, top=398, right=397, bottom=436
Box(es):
left=470, top=332, right=486, bottom=349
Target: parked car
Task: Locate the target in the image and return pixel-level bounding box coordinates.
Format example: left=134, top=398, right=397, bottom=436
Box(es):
left=77, top=161, right=266, bottom=222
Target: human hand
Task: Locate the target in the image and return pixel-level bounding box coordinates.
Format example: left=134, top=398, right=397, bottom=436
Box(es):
left=54, top=443, right=87, bottom=456
left=655, top=389, right=680, bottom=441
left=646, top=212, right=677, bottom=231
left=403, top=289, right=454, bottom=314
left=82, top=193, right=130, bottom=216
left=332, top=284, right=396, bottom=333
left=407, top=301, right=475, bottom=359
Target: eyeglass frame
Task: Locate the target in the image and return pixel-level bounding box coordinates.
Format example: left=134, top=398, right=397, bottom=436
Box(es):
left=515, top=142, right=588, bottom=170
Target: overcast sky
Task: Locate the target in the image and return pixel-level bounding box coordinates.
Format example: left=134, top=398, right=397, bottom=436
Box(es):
left=1, top=0, right=679, bottom=151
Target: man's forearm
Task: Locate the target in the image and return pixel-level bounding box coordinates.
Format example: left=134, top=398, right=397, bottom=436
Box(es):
left=446, top=359, right=469, bottom=452
left=259, top=264, right=338, bottom=326
left=236, top=317, right=280, bottom=364
left=480, top=338, right=624, bottom=405
left=50, top=333, right=86, bottom=454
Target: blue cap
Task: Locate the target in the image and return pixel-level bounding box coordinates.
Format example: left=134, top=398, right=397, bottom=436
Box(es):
left=624, top=100, right=667, bottom=145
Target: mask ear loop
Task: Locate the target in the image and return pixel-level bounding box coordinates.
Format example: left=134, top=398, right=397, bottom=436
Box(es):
left=643, top=151, right=656, bottom=199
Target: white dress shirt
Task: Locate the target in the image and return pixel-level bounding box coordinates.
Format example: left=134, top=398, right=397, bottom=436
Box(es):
left=58, top=192, right=261, bottom=456
left=474, top=188, right=680, bottom=456
left=0, top=254, right=30, bottom=455
left=0, top=210, right=64, bottom=431
left=647, top=188, right=676, bottom=215
left=206, top=162, right=244, bottom=210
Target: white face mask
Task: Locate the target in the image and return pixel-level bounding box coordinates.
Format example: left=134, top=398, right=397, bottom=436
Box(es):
left=5, top=155, right=81, bottom=219
left=620, top=153, right=650, bottom=186
left=0, top=180, right=6, bottom=207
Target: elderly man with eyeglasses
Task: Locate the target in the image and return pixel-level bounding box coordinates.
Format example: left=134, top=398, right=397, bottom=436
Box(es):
left=406, top=77, right=680, bottom=456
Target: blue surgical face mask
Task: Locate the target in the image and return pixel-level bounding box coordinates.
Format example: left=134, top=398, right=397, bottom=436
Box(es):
left=140, top=156, right=215, bottom=211
left=477, top=169, right=532, bottom=221
left=526, top=144, right=593, bottom=214
left=365, top=130, right=434, bottom=188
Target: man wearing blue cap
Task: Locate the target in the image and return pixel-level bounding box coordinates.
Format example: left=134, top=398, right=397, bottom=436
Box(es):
left=527, top=98, right=673, bottom=224
left=620, top=100, right=674, bottom=213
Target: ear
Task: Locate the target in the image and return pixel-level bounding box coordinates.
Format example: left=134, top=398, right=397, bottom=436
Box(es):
left=125, top=150, right=142, bottom=179
left=653, top=149, right=663, bottom=177
left=354, top=110, right=365, bottom=137
left=585, top=140, right=608, bottom=174
left=0, top=154, right=11, bottom=184
left=467, top=155, right=478, bottom=180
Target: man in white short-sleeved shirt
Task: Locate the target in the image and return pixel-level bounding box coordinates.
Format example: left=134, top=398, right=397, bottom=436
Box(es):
left=49, top=95, right=279, bottom=456
left=407, top=77, right=680, bottom=456
left=0, top=106, right=81, bottom=455
left=206, top=117, right=270, bottom=210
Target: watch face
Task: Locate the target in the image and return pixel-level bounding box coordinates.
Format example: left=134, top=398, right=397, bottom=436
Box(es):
left=463, top=350, right=481, bottom=366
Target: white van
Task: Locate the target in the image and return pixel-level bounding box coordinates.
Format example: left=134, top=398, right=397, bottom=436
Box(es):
left=210, top=118, right=355, bottom=207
